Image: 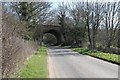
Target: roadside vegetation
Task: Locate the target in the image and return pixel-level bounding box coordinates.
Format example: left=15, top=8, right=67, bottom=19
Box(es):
left=17, top=46, right=48, bottom=78
left=2, top=1, right=120, bottom=77
left=72, top=48, right=120, bottom=65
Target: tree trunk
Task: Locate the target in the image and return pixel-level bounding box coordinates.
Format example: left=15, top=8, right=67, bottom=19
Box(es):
left=106, top=38, right=112, bottom=48
left=87, top=18, right=92, bottom=49
left=91, top=12, right=96, bottom=49
left=118, top=27, right=120, bottom=48
left=92, top=35, right=96, bottom=49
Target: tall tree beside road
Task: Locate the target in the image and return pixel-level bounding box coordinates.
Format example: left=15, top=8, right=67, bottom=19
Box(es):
left=12, top=2, right=52, bottom=42
left=57, top=2, right=68, bottom=45
left=103, top=2, right=119, bottom=48
left=117, top=2, right=120, bottom=48
left=68, top=2, right=86, bottom=47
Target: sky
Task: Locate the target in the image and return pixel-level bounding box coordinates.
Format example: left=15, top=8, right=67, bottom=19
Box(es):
left=1, top=0, right=120, bottom=2
left=48, top=0, right=120, bottom=9
left=49, top=0, right=120, bottom=2
left=1, top=0, right=120, bottom=10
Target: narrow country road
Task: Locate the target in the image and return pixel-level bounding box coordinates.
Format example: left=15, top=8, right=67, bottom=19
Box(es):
left=48, top=46, right=118, bottom=78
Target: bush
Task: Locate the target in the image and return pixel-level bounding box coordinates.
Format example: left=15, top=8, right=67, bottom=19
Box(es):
left=72, top=48, right=120, bottom=65
left=96, top=46, right=120, bottom=54
left=2, top=12, right=38, bottom=77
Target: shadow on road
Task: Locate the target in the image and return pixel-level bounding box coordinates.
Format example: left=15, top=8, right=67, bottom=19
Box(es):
left=48, top=46, right=84, bottom=57
left=48, top=52, right=80, bottom=56
left=47, top=45, right=71, bottom=49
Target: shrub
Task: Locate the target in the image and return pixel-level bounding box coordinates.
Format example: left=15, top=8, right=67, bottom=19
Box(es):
left=2, top=12, right=38, bottom=77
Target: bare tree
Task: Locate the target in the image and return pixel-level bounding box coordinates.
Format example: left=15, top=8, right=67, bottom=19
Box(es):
left=11, top=2, right=52, bottom=44
left=103, top=2, right=119, bottom=48
left=84, top=2, right=93, bottom=49
left=118, top=27, right=120, bottom=48
left=57, top=2, right=68, bottom=45
left=117, top=2, right=120, bottom=48
left=67, top=2, right=86, bottom=47
left=90, top=2, right=105, bottom=49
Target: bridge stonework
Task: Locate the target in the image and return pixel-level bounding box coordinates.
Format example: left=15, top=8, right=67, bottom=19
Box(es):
left=35, top=25, right=65, bottom=45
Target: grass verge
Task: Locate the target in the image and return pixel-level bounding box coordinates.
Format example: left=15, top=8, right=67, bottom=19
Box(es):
left=72, top=48, right=120, bottom=65
left=17, top=46, right=48, bottom=78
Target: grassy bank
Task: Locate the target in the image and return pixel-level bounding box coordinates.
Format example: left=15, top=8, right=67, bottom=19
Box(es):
left=72, top=48, right=120, bottom=65
left=17, top=46, right=48, bottom=78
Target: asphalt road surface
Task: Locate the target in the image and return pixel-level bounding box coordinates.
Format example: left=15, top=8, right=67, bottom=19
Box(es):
left=48, top=46, right=118, bottom=78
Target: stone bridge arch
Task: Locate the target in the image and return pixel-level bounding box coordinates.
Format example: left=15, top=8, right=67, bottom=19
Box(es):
left=35, top=25, right=65, bottom=45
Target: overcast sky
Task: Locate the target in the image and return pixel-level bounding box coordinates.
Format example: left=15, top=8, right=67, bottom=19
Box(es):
left=49, top=0, right=120, bottom=2
left=1, top=0, right=120, bottom=9
left=1, top=0, right=120, bottom=2
left=48, top=0, right=120, bottom=9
